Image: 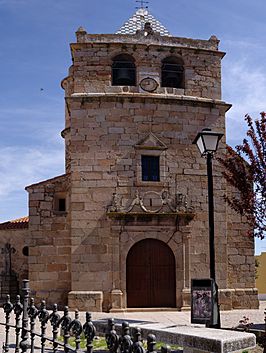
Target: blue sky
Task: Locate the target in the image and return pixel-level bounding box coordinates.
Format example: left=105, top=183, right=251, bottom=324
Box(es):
left=0, top=0, right=265, bottom=254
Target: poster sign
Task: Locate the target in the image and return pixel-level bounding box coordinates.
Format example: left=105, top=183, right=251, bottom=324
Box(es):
left=191, top=279, right=214, bottom=324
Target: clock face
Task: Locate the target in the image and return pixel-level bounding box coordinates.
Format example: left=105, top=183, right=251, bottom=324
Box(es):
left=139, top=77, right=158, bottom=92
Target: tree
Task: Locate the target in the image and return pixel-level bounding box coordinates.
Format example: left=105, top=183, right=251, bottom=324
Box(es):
left=218, top=112, right=266, bottom=239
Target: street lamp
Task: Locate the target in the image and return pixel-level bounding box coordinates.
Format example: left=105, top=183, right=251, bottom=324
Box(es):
left=193, top=128, right=223, bottom=328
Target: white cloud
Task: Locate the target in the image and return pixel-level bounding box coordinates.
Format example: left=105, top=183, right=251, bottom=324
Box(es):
left=0, top=146, right=64, bottom=197
left=222, top=58, right=266, bottom=144
left=0, top=99, right=65, bottom=221
left=0, top=103, right=65, bottom=146
left=222, top=38, right=261, bottom=51
left=223, top=60, right=266, bottom=119
left=0, top=102, right=63, bottom=121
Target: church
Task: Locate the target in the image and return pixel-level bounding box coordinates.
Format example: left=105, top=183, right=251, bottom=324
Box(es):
left=0, top=6, right=259, bottom=311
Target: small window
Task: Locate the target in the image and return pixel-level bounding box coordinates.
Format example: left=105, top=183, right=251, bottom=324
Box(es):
left=54, top=193, right=67, bottom=213
left=22, top=246, right=29, bottom=256
left=161, top=56, right=184, bottom=89
left=112, top=54, right=136, bottom=86
left=141, top=155, right=160, bottom=182
left=58, top=198, right=66, bottom=212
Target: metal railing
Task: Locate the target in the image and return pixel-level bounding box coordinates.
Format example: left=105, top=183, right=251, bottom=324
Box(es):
left=0, top=280, right=171, bottom=353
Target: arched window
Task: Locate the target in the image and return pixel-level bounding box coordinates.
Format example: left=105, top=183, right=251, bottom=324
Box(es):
left=112, top=54, right=136, bottom=86
left=161, top=56, right=184, bottom=89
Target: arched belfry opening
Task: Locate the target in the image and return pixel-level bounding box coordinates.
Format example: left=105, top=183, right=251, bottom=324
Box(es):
left=112, top=54, right=136, bottom=86
left=161, top=56, right=184, bottom=89
left=126, top=239, right=176, bottom=308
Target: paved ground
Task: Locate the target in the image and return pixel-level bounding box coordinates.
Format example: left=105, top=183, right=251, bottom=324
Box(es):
left=0, top=301, right=265, bottom=348
left=89, top=301, right=266, bottom=328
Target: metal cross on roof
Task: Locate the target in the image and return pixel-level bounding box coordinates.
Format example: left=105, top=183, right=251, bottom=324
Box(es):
left=136, top=0, right=149, bottom=9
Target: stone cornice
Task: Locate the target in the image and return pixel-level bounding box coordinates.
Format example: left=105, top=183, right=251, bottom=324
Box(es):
left=71, top=41, right=225, bottom=58
left=74, top=30, right=222, bottom=52
left=66, top=93, right=232, bottom=112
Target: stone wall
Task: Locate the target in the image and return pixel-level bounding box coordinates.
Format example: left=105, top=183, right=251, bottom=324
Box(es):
left=0, top=228, right=29, bottom=287
left=26, top=174, right=71, bottom=306
left=227, top=213, right=256, bottom=289
left=65, top=92, right=232, bottom=310
left=23, top=27, right=258, bottom=311
left=63, top=34, right=223, bottom=100
left=225, top=182, right=258, bottom=309
left=227, top=225, right=259, bottom=309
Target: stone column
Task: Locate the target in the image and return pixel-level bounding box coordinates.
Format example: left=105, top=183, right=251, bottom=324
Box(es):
left=181, top=228, right=192, bottom=311
left=110, top=223, right=125, bottom=311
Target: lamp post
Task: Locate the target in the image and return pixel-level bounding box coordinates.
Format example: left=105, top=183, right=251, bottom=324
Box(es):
left=193, top=128, right=223, bottom=328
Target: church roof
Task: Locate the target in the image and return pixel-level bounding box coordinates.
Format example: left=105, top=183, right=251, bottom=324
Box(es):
left=0, top=216, right=29, bottom=230
left=116, top=8, right=171, bottom=36
left=25, top=173, right=69, bottom=190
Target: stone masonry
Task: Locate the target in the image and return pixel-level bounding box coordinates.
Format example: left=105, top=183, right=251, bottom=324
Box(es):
left=0, top=9, right=258, bottom=311
left=0, top=228, right=29, bottom=286
left=26, top=174, right=71, bottom=305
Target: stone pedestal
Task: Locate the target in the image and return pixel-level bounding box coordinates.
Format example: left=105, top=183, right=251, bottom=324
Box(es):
left=181, top=287, right=259, bottom=311
left=232, top=288, right=259, bottom=309
left=110, top=289, right=124, bottom=311
left=68, top=291, right=103, bottom=311
left=218, top=289, right=234, bottom=310
left=181, top=288, right=191, bottom=311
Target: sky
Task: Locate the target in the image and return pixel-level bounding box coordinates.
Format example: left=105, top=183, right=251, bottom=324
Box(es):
left=0, top=0, right=265, bottom=254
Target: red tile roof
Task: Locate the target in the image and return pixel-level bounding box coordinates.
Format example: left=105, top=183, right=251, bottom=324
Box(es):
left=0, top=217, right=29, bottom=230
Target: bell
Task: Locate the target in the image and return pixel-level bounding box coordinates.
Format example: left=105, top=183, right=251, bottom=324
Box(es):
left=162, top=71, right=183, bottom=88
left=115, top=68, right=133, bottom=85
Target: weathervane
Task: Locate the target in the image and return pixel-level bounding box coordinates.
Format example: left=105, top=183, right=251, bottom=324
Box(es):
left=136, top=0, right=149, bottom=9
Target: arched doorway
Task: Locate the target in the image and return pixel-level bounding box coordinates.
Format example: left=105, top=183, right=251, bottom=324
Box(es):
left=126, top=239, right=176, bottom=308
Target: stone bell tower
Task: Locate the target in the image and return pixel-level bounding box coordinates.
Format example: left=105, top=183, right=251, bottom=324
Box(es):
left=27, top=6, right=258, bottom=311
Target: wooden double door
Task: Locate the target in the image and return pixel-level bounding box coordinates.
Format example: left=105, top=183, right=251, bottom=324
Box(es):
left=126, top=239, right=176, bottom=308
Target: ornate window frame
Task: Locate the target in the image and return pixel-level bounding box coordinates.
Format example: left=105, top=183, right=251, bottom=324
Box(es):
left=134, top=133, right=167, bottom=186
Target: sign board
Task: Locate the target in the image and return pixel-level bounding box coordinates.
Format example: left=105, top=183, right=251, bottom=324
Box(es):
left=191, top=278, right=214, bottom=324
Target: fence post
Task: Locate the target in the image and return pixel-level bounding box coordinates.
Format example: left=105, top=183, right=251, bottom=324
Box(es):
left=38, top=300, right=50, bottom=353
left=14, top=295, right=23, bottom=353
left=132, top=328, right=145, bottom=353
left=28, top=298, right=38, bottom=353
left=147, top=334, right=157, bottom=353
left=83, top=312, right=96, bottom=353
left=120, top=321, right=133, bottom=353
left=58, top=306, right=72, bottom=353
left=105, top=318, right=119, bottom=353
left=19, top=279, right=30, bottom=353
left=3, top=294, right=13, bottom=353
left=68, top=310, right=82, bottom=352
left=49, top=304, right=61, bottom=353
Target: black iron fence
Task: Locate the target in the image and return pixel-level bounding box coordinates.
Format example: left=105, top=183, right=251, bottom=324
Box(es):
left=0, top=280, right=172, bottom=353
left=2, top=279, right=266, bottom=353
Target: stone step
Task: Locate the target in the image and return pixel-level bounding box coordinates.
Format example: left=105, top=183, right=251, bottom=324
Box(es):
left=110, top=307, right=179, bottom=312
